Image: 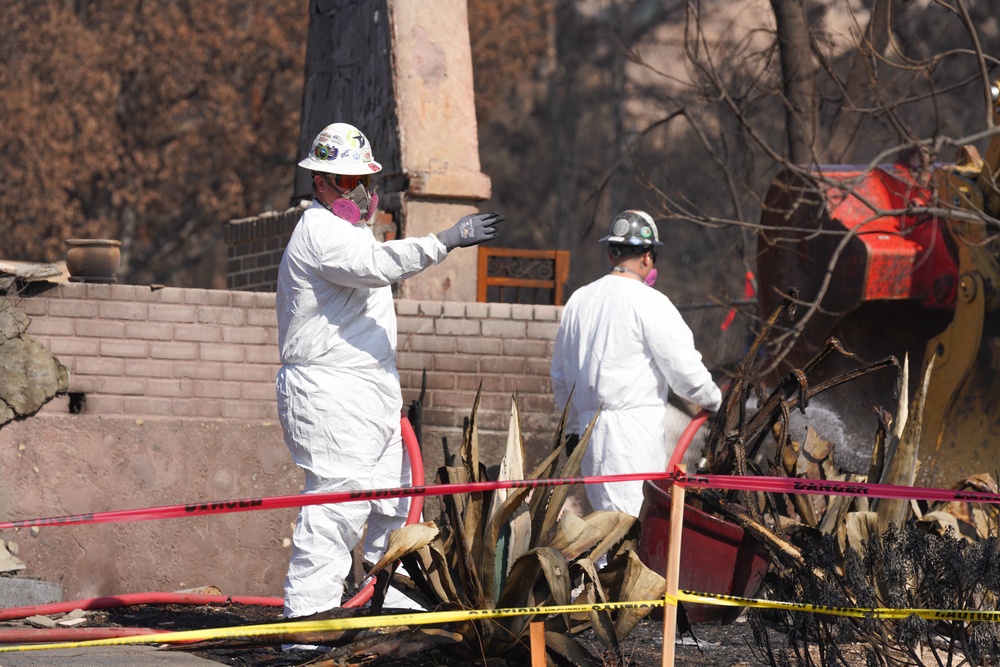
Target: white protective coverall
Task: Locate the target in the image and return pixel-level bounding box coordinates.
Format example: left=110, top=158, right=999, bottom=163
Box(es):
left=276, top=201, right=448, bottom=618
left=550, top=274, right=722, bottom=517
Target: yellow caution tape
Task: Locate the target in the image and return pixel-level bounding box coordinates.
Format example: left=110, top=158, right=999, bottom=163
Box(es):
left=678, top=591, right=1000, bottom=622
left=4, top=592, right=999, bottom=652
left=0, top=600, right=665, bottom=652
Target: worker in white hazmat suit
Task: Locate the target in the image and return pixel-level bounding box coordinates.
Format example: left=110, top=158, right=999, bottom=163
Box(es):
left=276, top=122, right=504, bottom=634
left=550, top=210, right=721, bottom=518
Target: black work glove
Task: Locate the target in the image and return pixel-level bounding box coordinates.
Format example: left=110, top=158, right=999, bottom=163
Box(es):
left=435, top=211, right=504, bottom=250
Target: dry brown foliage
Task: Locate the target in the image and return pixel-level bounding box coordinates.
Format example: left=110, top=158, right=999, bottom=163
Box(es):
left=0, top=1, right=306, bottom=286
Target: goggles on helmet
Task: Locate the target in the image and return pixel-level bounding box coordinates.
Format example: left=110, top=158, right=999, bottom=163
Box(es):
left=609, top=245, right=657, bottom=261
left=345, top=173, right=372, bottom=190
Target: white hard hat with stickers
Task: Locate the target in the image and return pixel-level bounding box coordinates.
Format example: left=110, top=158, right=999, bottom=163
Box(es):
left=298, top=122, right=382, bottom=176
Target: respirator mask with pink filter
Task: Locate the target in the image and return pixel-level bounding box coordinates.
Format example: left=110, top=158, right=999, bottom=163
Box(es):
left=331, top=181, right=378, bottom=225
left=323, top=173, right=378, bottom=225
left=644, top=248, right=658, bottom=287
left=644, top=268, right=658, bottom=287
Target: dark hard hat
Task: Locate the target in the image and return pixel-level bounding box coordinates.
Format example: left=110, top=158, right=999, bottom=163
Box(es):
left=599, top=210, right=663, bottom=247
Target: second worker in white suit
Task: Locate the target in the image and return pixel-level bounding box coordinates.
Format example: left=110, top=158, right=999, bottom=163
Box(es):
left=550, top=210, right=721, bottom=518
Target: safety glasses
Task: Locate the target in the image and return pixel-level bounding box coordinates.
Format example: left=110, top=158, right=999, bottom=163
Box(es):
left=326, top=173, right=372, bottom=192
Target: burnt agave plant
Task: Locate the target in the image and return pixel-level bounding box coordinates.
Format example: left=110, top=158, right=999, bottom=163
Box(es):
left=691, top=294, right=1000, bottom=667
left=335, top=389, right=666, bottom=666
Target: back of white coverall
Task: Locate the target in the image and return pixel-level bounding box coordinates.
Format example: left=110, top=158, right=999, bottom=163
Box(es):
left=276, top=201, right=447, bottom=618
left=550, top=275, right=722, bottom=516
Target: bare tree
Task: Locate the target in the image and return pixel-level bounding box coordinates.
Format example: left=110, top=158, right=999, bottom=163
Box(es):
left=617, top=0, right=1000, bottom=363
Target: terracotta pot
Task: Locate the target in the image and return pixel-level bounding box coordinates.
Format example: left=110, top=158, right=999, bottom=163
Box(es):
left=64, top=239, right=122, bottom=282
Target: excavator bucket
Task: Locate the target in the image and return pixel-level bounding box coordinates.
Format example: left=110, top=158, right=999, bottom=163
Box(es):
left=758, top=157, right=1000, bottom=488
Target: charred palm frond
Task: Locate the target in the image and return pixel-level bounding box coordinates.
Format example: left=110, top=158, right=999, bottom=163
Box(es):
left=691, top=293, right=1000, bottom=666
left=702, top=292, right=902, bottom=479
left=328, top=389, right=666, bottom=666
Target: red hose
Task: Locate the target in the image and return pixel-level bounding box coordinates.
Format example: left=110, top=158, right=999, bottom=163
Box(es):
left=343, top=414, right=425, bottom=608
left=0, top=592, right=281, bottom=622
left=0, top=593, right=276, bottom=645
left=399, top=415, right=425, bottom=522
left=667, top=409, right=710, bottom=473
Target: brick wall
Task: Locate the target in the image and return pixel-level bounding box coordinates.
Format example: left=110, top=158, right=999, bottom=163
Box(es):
left=225, top=206, right=400, bottom=294
left=19, top=282, right=284, bottom=420
left=395, top=300, right=562, bottom=478
left=224, top=206, right=301, bottom=292
left=16, top=282, right=745, bottom=459
left=16, top=282, right=746, bottom=473
left=16, top=281, right=561, bottom=471
left=396, top=301, right=559, bottom=419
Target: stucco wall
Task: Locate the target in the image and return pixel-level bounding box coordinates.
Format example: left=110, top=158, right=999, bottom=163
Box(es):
left=0, top=281, right=560, bottom=599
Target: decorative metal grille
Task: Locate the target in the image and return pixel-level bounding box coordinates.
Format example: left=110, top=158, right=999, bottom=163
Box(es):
left=477, top=248, right=571, bottom=306
left=487, top=255, right=556, bottom=281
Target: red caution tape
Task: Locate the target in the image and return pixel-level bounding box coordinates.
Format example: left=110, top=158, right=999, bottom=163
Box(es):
left=0, top=471, right=685, bottom=530
left=720, top=271, right=756, bottom=331
left=686, top=473, right=1000, bottom=504
left=4, top=471, right=1000, bottom=531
